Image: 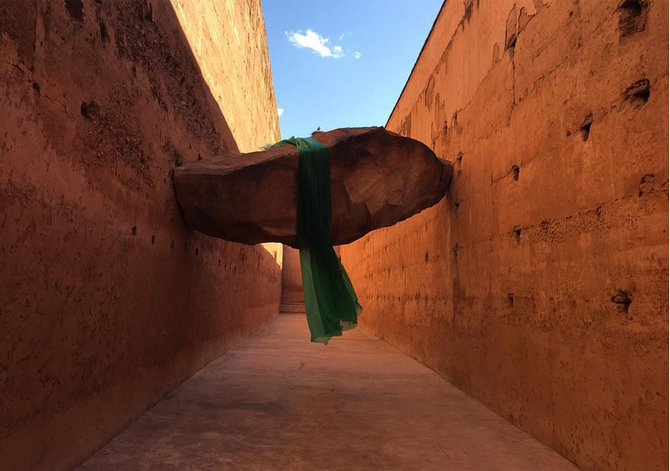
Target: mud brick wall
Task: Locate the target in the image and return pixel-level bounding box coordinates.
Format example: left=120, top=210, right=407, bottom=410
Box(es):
left=0, top=1, right=281, bottom=469
left=340, top=1, right=669, bottom=470
left=281, top=246, right=304, bottom=304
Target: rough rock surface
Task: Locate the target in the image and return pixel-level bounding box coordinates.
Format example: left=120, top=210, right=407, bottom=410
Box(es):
left=174, top=127, right=453, bottom=247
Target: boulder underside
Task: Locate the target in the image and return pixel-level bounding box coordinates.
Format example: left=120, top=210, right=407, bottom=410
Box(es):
left=174, top=127, right=453, bottom=247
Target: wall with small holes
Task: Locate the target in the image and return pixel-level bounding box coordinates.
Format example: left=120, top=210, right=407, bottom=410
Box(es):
left=340, top=1, right=669, bottom=470
left=0, top=1, right=281, bottom=470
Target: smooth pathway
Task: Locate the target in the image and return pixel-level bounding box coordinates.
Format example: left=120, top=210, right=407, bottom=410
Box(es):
left=78, top=314, right=580, bottom=471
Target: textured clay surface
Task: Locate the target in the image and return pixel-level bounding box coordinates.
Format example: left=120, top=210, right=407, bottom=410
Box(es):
left=76, top=314, right=579, bottom=471
left=340, top=1, right=669, bottom=471
left=0, top=1, right=281, bottom=470
left=174, top=127, right=452, bottom=247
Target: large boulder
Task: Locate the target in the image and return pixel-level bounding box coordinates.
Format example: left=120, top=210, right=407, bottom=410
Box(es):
left=174, top=127, right=452, bottom=247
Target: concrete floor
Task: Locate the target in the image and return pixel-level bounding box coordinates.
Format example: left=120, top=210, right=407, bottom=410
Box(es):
left=78, top=315, right=579, bottom=471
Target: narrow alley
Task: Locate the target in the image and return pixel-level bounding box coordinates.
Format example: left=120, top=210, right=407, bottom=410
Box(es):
left=78, top=315, right=578, bottom=471
left=2, top=1, right=666, bottom=470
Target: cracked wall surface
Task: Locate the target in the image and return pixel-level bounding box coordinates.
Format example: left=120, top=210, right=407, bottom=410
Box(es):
left=0, top=1, right=281, bottom=470
left=340, top=1, right=669, bottom=470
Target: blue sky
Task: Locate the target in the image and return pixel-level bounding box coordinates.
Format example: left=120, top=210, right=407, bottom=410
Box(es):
left=262, top=1, right=443, bottom=139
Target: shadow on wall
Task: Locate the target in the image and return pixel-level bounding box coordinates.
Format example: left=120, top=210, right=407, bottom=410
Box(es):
left=160, top=0, right=240, bottom=155
left=0, top=1, right=282, bottom=471
left=281, top=245, right=304, bottom=304
left=161, top=0, right=283, bottom=265
left=158, top=0, right=284, bottom=269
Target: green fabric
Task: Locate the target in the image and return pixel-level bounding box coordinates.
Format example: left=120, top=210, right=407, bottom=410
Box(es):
left=268, top=137, right=362, bottom=344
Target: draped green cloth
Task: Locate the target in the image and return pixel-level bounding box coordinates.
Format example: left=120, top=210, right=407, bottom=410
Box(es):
left=268, top=137, right=362, bottom=344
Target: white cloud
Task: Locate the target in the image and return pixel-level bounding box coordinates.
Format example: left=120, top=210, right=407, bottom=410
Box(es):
left=286, top=29, right=344, bottom=58
left=277, top=108, right=284, bottom=117
left=354, top=51, right=362, bottom=59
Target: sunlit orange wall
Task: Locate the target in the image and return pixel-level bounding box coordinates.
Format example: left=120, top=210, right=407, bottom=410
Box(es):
left=341, top=1, right=669, bottom=470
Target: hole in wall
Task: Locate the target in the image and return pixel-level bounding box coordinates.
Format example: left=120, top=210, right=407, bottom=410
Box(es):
left=65, top=0, right=84, bottom=22
left=151, top=235, right=155, bottom=245
left=132, top=226, right=137, bottom=236
left=618, top=0, right=647, bottom=36
left=580, top=122, right=592, bottom=141
left=507, top=293, right=514, bottom=307
left=80, top=101, right=99, bottom=122
left=32, top=81, right=40, bottom=94
left=512, top=165, right=520, bottom=181
left=620, top=0, right=643, bottom=14
left=638, top=173, right=654, bottom=196
left=425, top=252, right=429, bottom=263
left=513, top=226, right=521, bottom=244
left=580, top=114, right=593, bottom=141
left=611, top=290, right=632, bottom=314
left=99, top=20, right=108, bottom=42
left=624, top=79, right=650, bottom=106
left=195, top=248, right=199, bottom=256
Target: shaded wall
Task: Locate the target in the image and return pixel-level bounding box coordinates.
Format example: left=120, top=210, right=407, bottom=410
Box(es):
left=281, top=245, right=304, bottom=304
left=340, top=1, right=668, bottom=470
left=0, top=1, right=281, bottom=470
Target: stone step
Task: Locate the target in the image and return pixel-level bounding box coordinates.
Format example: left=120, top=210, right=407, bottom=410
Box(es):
left=279, top=302, right=306, bottom=314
